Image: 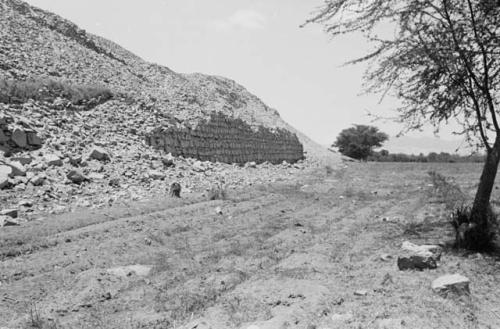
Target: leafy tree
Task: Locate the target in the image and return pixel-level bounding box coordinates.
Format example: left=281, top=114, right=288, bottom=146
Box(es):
left=334, top=125, right=388, bottom=160
left=304, top=0, right=500, bottom=250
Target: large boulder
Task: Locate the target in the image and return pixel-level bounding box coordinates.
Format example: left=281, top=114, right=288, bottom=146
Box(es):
left=398, top=241, right=441, bottom=271
left=86, top=146, right=111, bottom=162
left=6, top=161, right=26, bottom=176
left=0, top=208, right=18, bottom=218
left=11, top=127, right=27, bottom=148
left=26, top=131, right=42, bottom=147
left=67, top=169, right=88, bottom=184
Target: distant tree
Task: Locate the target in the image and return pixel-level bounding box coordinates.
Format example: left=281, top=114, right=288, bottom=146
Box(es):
left=334, top=125, right=388, bottom=160
left=304, top=0, right=500, bottom=250
left=380, top=149, right=389, bottom=157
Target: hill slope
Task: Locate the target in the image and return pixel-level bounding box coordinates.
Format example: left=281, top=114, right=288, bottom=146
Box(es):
left=0, top=0, right=338, bottom=217
left=0, top=0, right=334, bottom=162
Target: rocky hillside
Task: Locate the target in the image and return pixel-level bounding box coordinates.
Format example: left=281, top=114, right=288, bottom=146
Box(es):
left=0, top=0, right=309, bottom=153
left=0, top=0, right=338, bottom=222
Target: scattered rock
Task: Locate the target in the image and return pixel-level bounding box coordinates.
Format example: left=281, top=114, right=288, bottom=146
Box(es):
left=246, top=161, right=257, bottom=168
left=88, top=172, right=105, bottom=180
left=192, top=160, right=206, bottom=172
left=6, top=161, right=26, bottom=176
left=10, top=156, right=32, bottom=165
left=0, top=208, right=18, bottom=218
left=107, top=265, right=152, bottom=278
left=18, top=199, right=33, bottom=207
left=69, top=155, right=82, bottom=166
left=30, top=174, right=45, bottom=186
left=86, top=146, right=111, bottom=162
left=162, top=158, right=175, bottom=168
left=108, top=178, right=120, bottom=187
left=380, top=254, right=392, bottom=261
left=354, top=290, right=368, bottom=296
left=67, top=169, right=88, bottom=184
left=45, top=154, right=63, bottom=167
left=431, top=274, right=470, bottom=295
left=397, top=255, right=437, bottom=271
left=401, top=241, right=441, bottom=258
left=148, top=170, right=165, bottom=180
left=0, top=215, right=20, bottom=227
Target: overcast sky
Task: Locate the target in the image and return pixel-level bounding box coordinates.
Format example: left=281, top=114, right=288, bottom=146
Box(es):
left=25, top=0, right=464, bottom=153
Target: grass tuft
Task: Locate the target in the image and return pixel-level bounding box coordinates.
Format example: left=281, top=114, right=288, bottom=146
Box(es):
left=428, top=171, right=467, bottom=209
left=0, top=77, right=113, bottom=106
left=208, top=183, right=227, bottom=201
left=450, top=205, right=497, bottom=252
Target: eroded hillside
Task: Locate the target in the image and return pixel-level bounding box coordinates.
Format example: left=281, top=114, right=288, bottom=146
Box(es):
left=0, top=0, right=339, bottom=219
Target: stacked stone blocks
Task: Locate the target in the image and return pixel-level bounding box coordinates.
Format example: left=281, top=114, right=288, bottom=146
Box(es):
left=146, top=113, right=304, bottom=164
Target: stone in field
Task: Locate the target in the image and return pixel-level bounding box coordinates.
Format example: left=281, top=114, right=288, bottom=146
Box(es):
left=107, top=265, right=152, bottom=277
left=397, top=255, right=437, bottom=271
left=431, top=274, right=470, bottom=295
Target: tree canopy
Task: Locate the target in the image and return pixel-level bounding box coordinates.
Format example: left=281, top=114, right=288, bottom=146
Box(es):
left=305, top=0, right=500, bottom=149
left=334, top=124, right=388, bottom=160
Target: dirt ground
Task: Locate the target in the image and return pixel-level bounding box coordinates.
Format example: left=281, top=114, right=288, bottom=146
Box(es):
left=1, top=162, right=500, bottom=329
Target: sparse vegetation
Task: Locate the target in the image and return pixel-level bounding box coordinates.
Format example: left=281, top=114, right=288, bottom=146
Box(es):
left=428, top=171, right=467, bottom=210
left=0, top=77, right=113, bottom=105
left=207, top=183, right=227, bottom=200
left=369, top=151, right=485, bottom=163
left=451, top=205, right=497, bottom=251
left=26, top=303, right=59, bottom=329
left=428, top=171, right=498, bottom=251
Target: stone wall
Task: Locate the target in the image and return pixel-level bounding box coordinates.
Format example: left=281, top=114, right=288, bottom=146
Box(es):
left=146, top=113, right=304, bottom=164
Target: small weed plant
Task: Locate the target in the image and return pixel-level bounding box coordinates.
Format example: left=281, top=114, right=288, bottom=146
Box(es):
left=208, top=183, right=227, bottom=201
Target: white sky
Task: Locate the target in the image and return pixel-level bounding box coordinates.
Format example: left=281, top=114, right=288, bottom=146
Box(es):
left=25, top=0, right=464, bottom=153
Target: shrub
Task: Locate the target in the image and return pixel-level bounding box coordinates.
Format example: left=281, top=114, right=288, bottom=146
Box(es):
left=0, top=77, right=113, bottom=106
left=450, top=205, right=497, bottom=251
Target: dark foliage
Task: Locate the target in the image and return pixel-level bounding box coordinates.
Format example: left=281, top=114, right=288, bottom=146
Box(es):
left=333, top=125, right=388, bottom=160
left=451, top=205, right=497, bottom=251
left=368, top=151, right=485, bottom=163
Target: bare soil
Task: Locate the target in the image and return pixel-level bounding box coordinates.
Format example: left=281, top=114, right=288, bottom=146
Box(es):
left=1, top=163, right=500, bottom=329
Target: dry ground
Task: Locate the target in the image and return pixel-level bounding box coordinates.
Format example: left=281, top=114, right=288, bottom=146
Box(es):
left=1, top=162, right=500, bottom=329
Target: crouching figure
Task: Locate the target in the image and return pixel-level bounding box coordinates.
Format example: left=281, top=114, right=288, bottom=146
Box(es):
left=170, top=182, right=181, bottom=198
